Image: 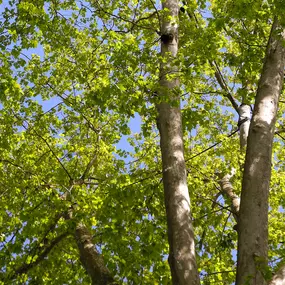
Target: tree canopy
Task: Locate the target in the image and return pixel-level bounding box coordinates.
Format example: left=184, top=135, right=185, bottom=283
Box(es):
left=0, top=0, right=285, bottom=284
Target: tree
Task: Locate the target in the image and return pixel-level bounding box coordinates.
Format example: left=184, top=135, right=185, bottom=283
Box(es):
left=0, top=0, right=285, bottom=284
left=157, top=0, right=199, bottom=283
left=237, top=18, right=285, bottom=285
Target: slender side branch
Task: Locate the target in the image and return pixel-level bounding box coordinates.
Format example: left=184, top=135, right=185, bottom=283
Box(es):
left=213, top=61, right=239, bottom=113
left=8, top=232, right=69, bottom=281
left=33, top=130, right=72, bottom=180
left=80, top=151, right=98, bottom=181
left=12, top=111, right=73, bottom=181
left=94, top=1, right=158, bottom=32
left=182, top=1, right=240, bottom=113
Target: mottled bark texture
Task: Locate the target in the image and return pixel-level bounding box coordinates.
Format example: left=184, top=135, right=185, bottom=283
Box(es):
left=218, top=105, right=250, bottom=226
left=219, top=170, right=240, bottom=223
left=75, top=223, right=116, bottom=285
left=63, top=198, right=114, bottom=284
left=238, top=104, right=251, bottom=151
left=236, top=19, right=285, bottom=285
left=156, top=0, right=199, bottom=284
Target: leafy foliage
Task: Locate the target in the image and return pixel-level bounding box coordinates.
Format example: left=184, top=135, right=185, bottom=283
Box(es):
left=0, top=0, right=284, bottom=284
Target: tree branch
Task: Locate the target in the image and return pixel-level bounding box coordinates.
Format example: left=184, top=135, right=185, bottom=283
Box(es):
left=74, top=223, right=117, bottom=285
left=218, top=171, right=240, bottom=223
left=269, top=263, right=285, bottom=285
left=212, top=61, right=239, bottom=113
left=11, top=110, right=73, bottom=181
left=80, top=151, right=98, bottom=181
left=8, top=232, right=69, bottom=281
left=182, top=2, right=240, bottom=113
left=33, top=129, right=73, bottom=181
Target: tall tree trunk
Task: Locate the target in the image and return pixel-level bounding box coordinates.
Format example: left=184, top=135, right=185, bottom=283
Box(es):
left=156, top=0, right=199, bottom=284
left=236, top=19, right=285, bottom=285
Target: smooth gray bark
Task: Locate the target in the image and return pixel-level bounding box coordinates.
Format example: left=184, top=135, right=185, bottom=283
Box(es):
left=236, top=19, right=285, bottom=285
left=156, top=0, right=199, bottom=284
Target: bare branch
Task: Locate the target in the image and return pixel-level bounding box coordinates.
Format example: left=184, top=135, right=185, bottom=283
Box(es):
left=212, top=61, right=239, bottom=113
left=94, top=1, right=158, bottom=33
left=276, top=132, right=285, bottom=141
left=186, top=128, right=239, bottom=162
left=149, top=0, right=161, bottom=30
left=11, top=111, right=73, bottom=181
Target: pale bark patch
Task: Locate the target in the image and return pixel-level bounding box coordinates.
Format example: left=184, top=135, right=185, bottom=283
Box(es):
left=257, top=97, right=278, bottom=125
left=270, top=264, right=285, bottom=285
left=238, top=104, right=251, bottom=150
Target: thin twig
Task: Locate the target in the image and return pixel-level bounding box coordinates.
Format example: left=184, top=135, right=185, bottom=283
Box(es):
left=182, top=2, right=240, bottom=113
left=80, top=151, right=98, bottom=181
left=186, top=128, right=239, bottom=162
left=33, top=129, right=72, bottom=180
